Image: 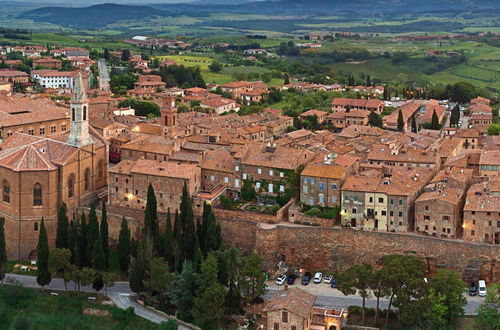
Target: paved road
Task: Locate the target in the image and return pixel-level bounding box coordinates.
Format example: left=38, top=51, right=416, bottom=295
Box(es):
left=98, top=58, right=110, bottom=92
left=265, top=281, right=484, bottom=315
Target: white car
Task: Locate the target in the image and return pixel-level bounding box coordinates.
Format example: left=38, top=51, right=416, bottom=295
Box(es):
left=275, top=275, right=287, bottom=285
left=323, top=275, right=333, bottom=284
left=478, top=280, right=487, bottom=297
left=313, top=272, right=323, bottom=283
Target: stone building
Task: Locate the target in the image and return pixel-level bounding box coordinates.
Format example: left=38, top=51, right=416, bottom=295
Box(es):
left=0, top=96, right=70, bottom=143
left=0, top=74, right=107, bottom=260
left=463, top=180, right=500, bottom=245
left=331, top=98, right=384, bottom=114
left=300, top=163, right=346, bottom=208
left=341, top=167, right=434, bottom=232
left=260, top=288, right=346, bottom=330
left=479, top=150, right=500, bottom=177
left=108, top=158, right=201, bottom=213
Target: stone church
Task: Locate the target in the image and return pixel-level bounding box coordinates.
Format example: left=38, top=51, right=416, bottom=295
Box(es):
left=0, top=74, right=107, bottom=260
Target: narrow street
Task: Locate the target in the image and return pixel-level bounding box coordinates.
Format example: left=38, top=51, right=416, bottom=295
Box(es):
left=98, top=58, right=110, bottom=92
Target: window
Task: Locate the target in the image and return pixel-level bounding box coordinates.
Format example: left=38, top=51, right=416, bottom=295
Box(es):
left=282, top=311, right=288, bottom=323
left=34, top=222, right=38, bottom=232
left=425, top=205, right=429, bottom=211
left=68, top=174, right=75, bottom=198
left=319, top=194, right=324, bottom=204
left=381, top=210, right=387, bottom=216
left=331, top=183, right=337, bottom=190
left=256, top=182, right=261, bottom=189
left=269, top=170, right=273, bottom=176
left=442, top=215, right=449, bottom=221
left=224, top=177, right=229, bottom=184
left=243, top=173, right=248, bottom=180
left=83, top=106, right=87, bottom=120
left=399, top=199, right=403, bottom=205
left=424, top=215, right=430, bottom=220
left=390, top=211, right=394, bottom=216
left=61, top=124, right=67, bottom=131
left=268, top=184, right=273, bottom=193
left=471, top=211, right=475, bottom=215
left=331, top=196, right=337, bottom=203
left=291, top=326, right=297, bottom=330
left=279, top=185, right=285, bottom=192
left=84, top=168, right=91, bottom=191
left=471, top=230, right=475, bottom=236
left=2, top=180, right=10, bottom=203
left=279, top=172, right=284, bottom=178
left=39, top=127, right=45, bottom=135
left=378, top=197, right=384, bottom=203
left=257, top=168, right=262, bottom=174
left=71, top=108, right=75, bottom=121
left=50, top=125, right=56, bottom=133
left=235, top=165, right=240, bottom=171
left=28, top=129, right=34, bottom=135
left=352, top=208, right=357, bottom=214
left=318, top=182, right=326, bottom=191
left=303, top=185, right=308, bottom=193
left=399, top=211, right=403, bottom=217
left=235, top=179, right=240, bottom=188
left=33, top=183, right=42, bottom=206
left=369, top=197, right=373, bottom=203
left=390, top=199, right=394, bottom=205
left=210, top=175, right=215, bottom=182
left=273, top=323, right=279, bottom=330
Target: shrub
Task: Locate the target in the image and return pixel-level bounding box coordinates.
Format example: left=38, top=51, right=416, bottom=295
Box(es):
left=220, top=195, right=233, bottom=210
left=304, top=207, right=321, bottom=217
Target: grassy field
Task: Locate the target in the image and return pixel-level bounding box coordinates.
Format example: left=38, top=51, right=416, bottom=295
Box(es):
left=0, top=285, right=155, bottom=329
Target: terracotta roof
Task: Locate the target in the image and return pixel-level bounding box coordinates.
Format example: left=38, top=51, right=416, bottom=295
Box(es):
left=0, top=96, right=69, bottom=127
left=416, top=187, right=464, bottom=205
left=201, top=147, right=234, bottom=172
left=0, top=132, right=77, bottom=171
left=479, top=150, right=500, bottom=165
left=302, top=163, right=345, bottom=179
left=110, top=158, right=199, bottom=179
left=241, top=144, right=313, bottom=170
left=331, top=98, right=384, bottom=109
left=0, top=70, right=29, bottom=77
left=263, top=288, right=316, bottom=320
left=300, top=109, right=328, bottom=118
left=464, top=180, right=500, bottom=212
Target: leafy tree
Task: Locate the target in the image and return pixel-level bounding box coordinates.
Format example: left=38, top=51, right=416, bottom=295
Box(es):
left=426, top=269, right=466, bottom=325
left=0, top=218, right=6, bottom=284
left=411, top=115, right=417, bottom=133
left=448, top=81, right=476, bottom=103
left=238, top=253, right=267, bottom=306
left=397, top=109, right=405, bottom=132
left=241, top=180, right=257, bottom=201
left=487, top=123, right=500, bottom=136
left=100, top=201, right=109, bottom=269
left=283, top=73, right=290, bottom=85
left=193, top=252, right=226, bottom=330
left=121, top=49, right=131, bottom=62
left=430, top=110, right=440, bottom=130
left=172, top=261, right=197, bottom=323
left=338, top=263, right=373, bottom=324
left=370, top=269, right=389, bottom=326
left=68, top=267, right=95, bottom=296
left=145, top=257, right=175, bottom=306
left=158, top=320, right=179, bottom=330
left=36, top=218, right=51, bottom=291
left=48, top=248, right=72, bottom=292
left=101, top=271, right=117, bottom=297
left=109, top=73, right=137, bottom=95
left=475, top=283, right=500, bottom=330
left=368, top=110, right=382, bottom=128
left=380, top=254, right=426, bottom=328
left=208, top=60, right=223, bottom=73
left=55, top=202, right=69, bottom=248
left=118, top=217, right=131, bottom=273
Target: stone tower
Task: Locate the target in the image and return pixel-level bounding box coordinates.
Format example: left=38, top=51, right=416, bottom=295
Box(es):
left=67, top=73, right=93, bottom=147
left=160, top=97, right=177, bottom=127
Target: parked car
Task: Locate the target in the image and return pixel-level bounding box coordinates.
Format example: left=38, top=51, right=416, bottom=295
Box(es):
left=275, top=275, right=287, bottom=285
left=324, top=275, right=333, bottom=284
left=330, top=279, right=337, bottom=288
left=469, top=282, right=477, bottom=296
left=478, top=280, right=487, bottom=297
left=301, top=272, right=312, bottom=285
left=313, top=272, right=323, bottom=283
left=287, top=274, right=297, bottom=285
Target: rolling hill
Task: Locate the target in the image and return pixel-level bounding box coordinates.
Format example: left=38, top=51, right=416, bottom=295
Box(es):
left=18, top=3, right=172, bottom=28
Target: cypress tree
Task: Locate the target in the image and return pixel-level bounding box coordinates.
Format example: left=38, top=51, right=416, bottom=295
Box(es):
left=411, top=115, right=417, bottom=133
left=68, top=219, right=80, bottom=266
left=173, top=210, right=182, bottom=272
left=78, top=213, right=88, bottom=267
left=180, top=183, right=196, bottom=261
left=366, top=74, right=371, bottom=87
left=283, top=73, right=289, bottom=85
left=100, top=201, right=109, bottom=269
left=0, top=218, right=6, bottom=284
left=36, top=218, right=51, bottom=290
left=118, top=217, right=131, bottom=274
left=87, top=204, right=99, bottom=266
left=55, top=202, right=69, bottom=248
left=383, top=87, right=388, bottom=100
left=144, top=183, right=158, bottom=239
left=163, top=210, right=174, bottom=270
left=129, top=242, right=145, bottom=294
left=368, top=110, right=382, bottom=128
left=431, top=110, right=440, bottom=130
left=397, top=109, right=405, bottom=132
left=92, top=234, right=106, bottom=271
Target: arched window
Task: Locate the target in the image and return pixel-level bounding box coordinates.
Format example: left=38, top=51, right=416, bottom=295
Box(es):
left=83, top=106, right=87, bottom=121
left=98, top=160, right=104, bottom=178
left=33, top=183, right=42, bottom=206
left=84, top=168, right=90, bottom=191
left=71, top=108, right=75, bottom=121
left=2, top=180, right=10, bottom=203
left=68, top=174, right=75, bottom=198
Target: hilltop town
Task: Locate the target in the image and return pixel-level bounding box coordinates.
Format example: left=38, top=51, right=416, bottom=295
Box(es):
left=0, top=21, right=499, bottom=330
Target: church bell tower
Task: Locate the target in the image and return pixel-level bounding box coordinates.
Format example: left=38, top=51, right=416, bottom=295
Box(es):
left=67, top=73, right=93, bottom=147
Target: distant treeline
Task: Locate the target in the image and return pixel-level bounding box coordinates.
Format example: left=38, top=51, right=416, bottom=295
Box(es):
left=0, top=28, right=30, bottom=34
left=246, top=34, right=267, bottom=39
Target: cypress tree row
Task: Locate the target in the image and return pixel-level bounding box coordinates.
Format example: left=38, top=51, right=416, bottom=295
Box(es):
left=36, top=218, right=51, bottom=290
left=55, top=202, right=69, bottom=248
left=100, top=201, right=109, bottom=269
left=68, top=219, right=80, bottom=266
left=0, top=218, right=6, bottom=284
left=87, top=204, right=99, bottom=265
left=92, top=233, right=106, bottom=271
left=78, top=213, right=88, bottom=267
